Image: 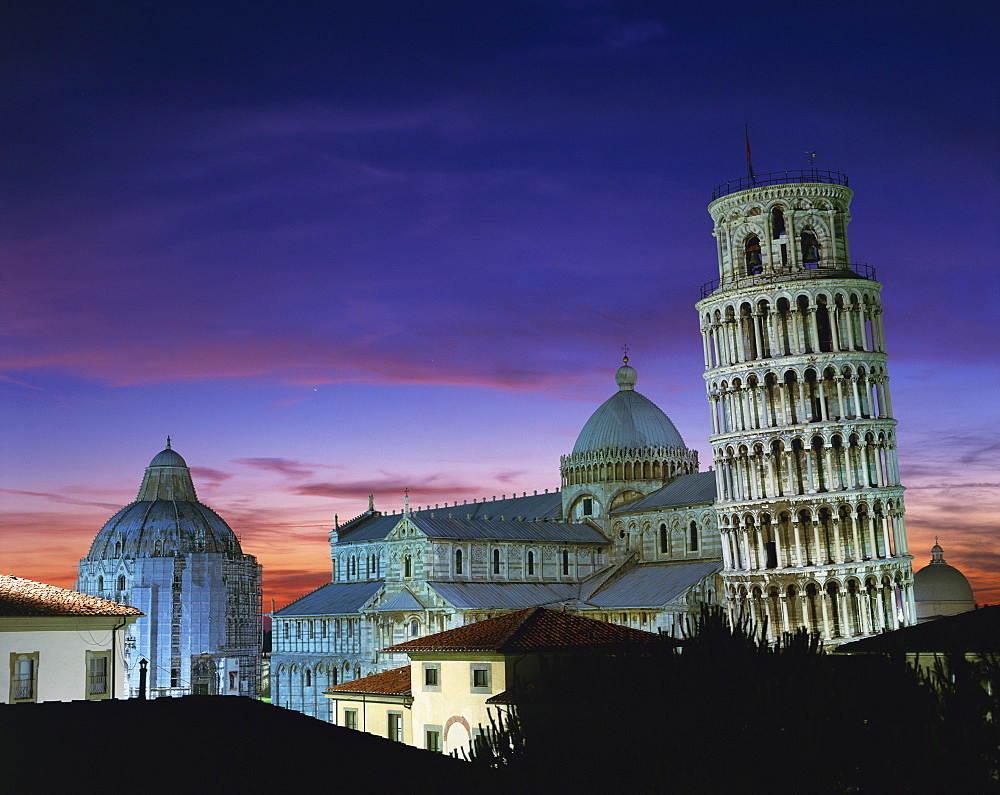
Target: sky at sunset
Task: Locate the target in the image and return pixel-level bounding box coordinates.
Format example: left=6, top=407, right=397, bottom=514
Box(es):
left=2, top=1, right=998, bottom=611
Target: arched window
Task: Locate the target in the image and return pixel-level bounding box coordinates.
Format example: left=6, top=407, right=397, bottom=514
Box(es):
left=116, top=574, right=126, bottom=591
left=561, top=549, right=569, bottom=576
left=771, top=207, right=786, bottom=237
left=801, top=231, right=821, bottom=265
left=527, top=550, right=535, bottom=575
left=659, top=524, right=668, bottom=554
left=409, top=619, right=419, bottom=637
left=744, top=235, right=763, bottom=275
left=492, top=549, right=501, bottom=575
left=98, top=576, right=104, bottom=591
left=305, top=669, right=312, bottom=687
left=455, top=548, right=463, bottom=575
left=689, top=521, right=699, bottom=552
left=404, top=555, right=412, bottom=578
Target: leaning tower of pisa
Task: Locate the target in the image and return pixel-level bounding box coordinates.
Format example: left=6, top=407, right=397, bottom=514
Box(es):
left=695, top=169, right=914, bottom=643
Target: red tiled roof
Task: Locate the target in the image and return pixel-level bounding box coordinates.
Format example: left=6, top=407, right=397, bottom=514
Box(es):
left=0, top=575, right=143, bottom=617
left=384, top=606, right=669, bottom=654
left=327, top=665, right=412, bottom=696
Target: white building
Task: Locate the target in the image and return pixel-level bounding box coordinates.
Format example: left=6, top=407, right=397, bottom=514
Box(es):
left=76, top=441, right=263, bottom=697
left=1, top=575, right=141, bottom=703
left=272, top=169, right=916, bottom=721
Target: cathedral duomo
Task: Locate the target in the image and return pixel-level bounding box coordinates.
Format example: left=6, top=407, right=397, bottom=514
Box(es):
left=270, top=169, right=917, bottom=721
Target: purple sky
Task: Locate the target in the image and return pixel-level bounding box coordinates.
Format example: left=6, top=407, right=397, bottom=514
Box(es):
left=2, top=1, right=998, bottom=607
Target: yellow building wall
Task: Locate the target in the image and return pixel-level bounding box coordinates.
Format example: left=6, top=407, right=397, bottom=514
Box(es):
left=0, top=616, right=133, bottom=703
left=408, top=655, right=510, bottom=755
left=328, top=694, right=413, bottom=746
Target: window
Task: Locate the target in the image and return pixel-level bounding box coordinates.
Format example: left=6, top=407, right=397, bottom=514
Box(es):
left=86, top=651, right=110, bottom=700
left=97, top=576, right=104, bottom=591
left=801, top=231, right=821, bottom=265
left=455, top=548, right=463, bottom=575
left=387, top=711, right=404, bottom=742
left=344, top=709, right=358, bottom=730
left=659, top=523, right=668, bottom=554
left=561, top=549, right=569, bottom=576
left=745, top=235, right=763, bottom=275
left=527, top=550, right=535, bottom=575
left=689, top=520, right=699, bottom=552
left=305, top=668, right=312, bottom=687
left=425, top=727, right=442, bottom=753
left=582, top=498, right=593, bottom=516
left=423, top=663, right=441, bottom=691
left=10, top=653, right=38, bottom=702
left=771, top=206, right=786, bottom=237
left=409, top=618, right=419, bottom=637
left=492, top=549, right=501, bottom=575
left=229, top=671, right=238, bottom=691
left=470, top=664, right=492, bottom=693
left=116, top=574, right=126, bottom=591
left=404, top=555, right=412, bottom=578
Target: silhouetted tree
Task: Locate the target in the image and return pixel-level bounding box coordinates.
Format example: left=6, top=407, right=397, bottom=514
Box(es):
left=465, top=607, right=998, bottom=790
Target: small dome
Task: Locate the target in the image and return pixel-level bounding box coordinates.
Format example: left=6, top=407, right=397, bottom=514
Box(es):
left=573, top=363, right=685, bottom=454
left=149, top=447, right=187, bottom=468
left=615, top=364, right=637, bottom=390
left=914, top=543, right=975, bottom=619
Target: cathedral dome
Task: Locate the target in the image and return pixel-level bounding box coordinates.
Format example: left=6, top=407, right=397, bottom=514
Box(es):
left=572, top=362, right=686, bottom=454
left=84, top=442, right=242, bottom=560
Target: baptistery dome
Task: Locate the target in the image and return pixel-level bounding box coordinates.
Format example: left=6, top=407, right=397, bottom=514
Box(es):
left=572, top=362, right=686, bottom=454
left=913, top=543, right=975, bottom=621
left=84, top=441, right=241, bottom=560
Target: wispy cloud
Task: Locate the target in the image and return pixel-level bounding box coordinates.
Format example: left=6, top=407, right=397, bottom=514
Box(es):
left=233, top=458, right=331, bottom=478
left=0, top=489, right=124, bottom=511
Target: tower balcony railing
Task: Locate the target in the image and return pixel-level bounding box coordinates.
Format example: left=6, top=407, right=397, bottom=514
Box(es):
left=712, top=169, right=849, bottom=200
left=699, top=260, right=876, bottom=299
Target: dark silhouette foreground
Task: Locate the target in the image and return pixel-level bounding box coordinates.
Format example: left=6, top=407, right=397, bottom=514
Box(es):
left=3, top=695, right=494, bottom=791
left=466, top=608, right=999, bottom=791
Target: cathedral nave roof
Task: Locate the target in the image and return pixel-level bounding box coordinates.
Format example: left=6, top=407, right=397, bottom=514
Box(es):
left=336, top=491, right=564, bottom=544
left=274, top=580, right=382, bottom=617
left=411, top=516, right=606, bottom=544
left=584, top=560, right=722, bottom=609
left=613, top=471, right=717, bottom=513
left=428, top=581, right=585, bottom=611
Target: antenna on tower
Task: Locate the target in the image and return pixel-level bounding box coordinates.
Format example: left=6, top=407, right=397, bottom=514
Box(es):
left=744, top=124, right=755, bottom=183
